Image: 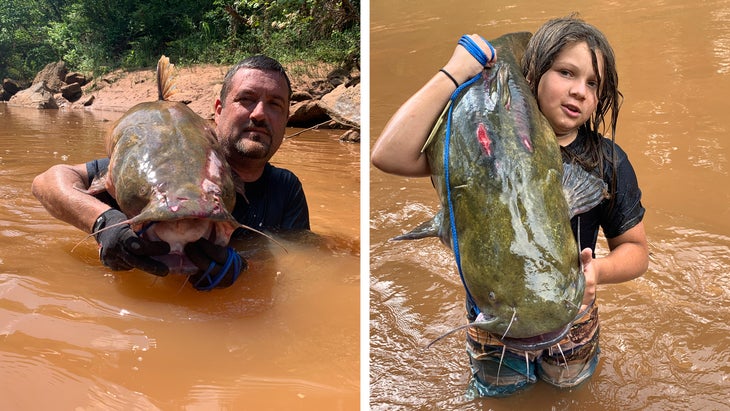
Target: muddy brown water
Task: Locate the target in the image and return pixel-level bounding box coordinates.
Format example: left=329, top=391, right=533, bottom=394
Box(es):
left=370, top=1, right=729, bottom=410
left=3, top=1, right=730, bottom=409
left=0, top=104, right=359, bottom=409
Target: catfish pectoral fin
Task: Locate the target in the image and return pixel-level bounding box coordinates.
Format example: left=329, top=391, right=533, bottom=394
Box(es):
left=391, top=209, right=445, bottom=241
left=562, top=162, right=609, bottom=218
left=391, top=219, right=439, bottom=241
left=75, top=173, right=109, bottom=196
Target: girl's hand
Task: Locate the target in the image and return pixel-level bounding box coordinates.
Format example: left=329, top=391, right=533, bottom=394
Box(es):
left=442, top=34, right=497, bottom=86
left=579, top=247, right=598, bottom=310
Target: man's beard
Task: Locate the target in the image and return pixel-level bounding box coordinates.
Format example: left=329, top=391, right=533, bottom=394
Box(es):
left=232, top=136, right=270, bottom=159
left=224, top=119, right=274, bottom=160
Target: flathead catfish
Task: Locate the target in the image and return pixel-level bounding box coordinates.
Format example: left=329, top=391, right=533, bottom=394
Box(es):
left=84, top=56, right=241, bottom=274
left=395, top=33, right=606, bottom=350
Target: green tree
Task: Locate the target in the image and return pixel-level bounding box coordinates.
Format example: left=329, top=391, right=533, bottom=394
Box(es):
left=0, top=0, right=65, bottom=80
left=1, top=0, right=359, bottom=82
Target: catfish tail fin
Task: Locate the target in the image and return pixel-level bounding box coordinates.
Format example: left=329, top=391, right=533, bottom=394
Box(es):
left=157, top=55, right=177, bottom=101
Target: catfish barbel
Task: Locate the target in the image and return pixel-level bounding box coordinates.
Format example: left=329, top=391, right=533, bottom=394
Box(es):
left=395, top=32, right=606, bottom=350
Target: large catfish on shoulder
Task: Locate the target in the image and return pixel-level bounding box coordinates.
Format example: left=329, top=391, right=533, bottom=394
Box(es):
left=396, top=32, right=606, bottom=350
left=86, top=56, right=240, bottom=274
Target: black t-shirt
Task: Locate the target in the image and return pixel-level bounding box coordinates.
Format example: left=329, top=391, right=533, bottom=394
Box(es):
left=565, top=129, right=645, bottom=252
left=466, top=129, right=645, bottom=320
left=86, top=158, right=310, bottom=236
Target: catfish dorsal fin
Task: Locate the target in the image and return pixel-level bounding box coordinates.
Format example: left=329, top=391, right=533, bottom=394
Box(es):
left=561, top=162, right=609, bottom=218
left=157, top=55, right=178, bottom=101
left=74, top=171, right=109, bottom=196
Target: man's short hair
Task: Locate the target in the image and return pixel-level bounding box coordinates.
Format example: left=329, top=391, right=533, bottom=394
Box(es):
left=220, top=55, right=292, bottom=104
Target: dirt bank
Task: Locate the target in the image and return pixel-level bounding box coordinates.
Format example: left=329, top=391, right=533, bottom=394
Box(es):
left=76, top=62, right=338, bottom=120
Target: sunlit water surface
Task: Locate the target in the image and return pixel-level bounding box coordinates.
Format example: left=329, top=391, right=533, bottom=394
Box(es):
left=0, top=104, right=360, bottom=409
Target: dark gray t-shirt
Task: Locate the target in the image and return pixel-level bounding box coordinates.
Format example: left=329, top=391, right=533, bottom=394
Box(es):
left=564, top=129, right=645, bottom=252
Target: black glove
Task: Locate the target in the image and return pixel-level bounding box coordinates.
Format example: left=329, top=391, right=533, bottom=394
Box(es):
left=184, top=238, right=247, bottom=290
left=93, top=209, right=170, bottom=276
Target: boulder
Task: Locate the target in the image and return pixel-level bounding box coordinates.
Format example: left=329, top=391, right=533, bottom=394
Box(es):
left=33, top=61, right=68, bottom=93
left=65, top=72, right=88, bottom=86
left=1, top=78, right=22, bottom=100
left=61, top=82, right=83, bottom=102
left=70, top=94, right=95, bottom=109
left=291, top=90, right=313, bottom=102
left=317, top=82, right=360, bottom=128
left=288, top=99, right=330, bottom=127
left=339, top=129, right=360, bottom=143
left=8, top=81, right=58, bottom=109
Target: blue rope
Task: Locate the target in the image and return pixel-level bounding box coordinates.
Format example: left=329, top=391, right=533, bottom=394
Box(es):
left=194, top=247, right=242, bottom=291
left=135, top=221, right=156, bottom=236
left=444, top=72, right=484, bottom=316
left=457, top=35, right=495, bottom=66
left=448, top=34, right=495, bottom=316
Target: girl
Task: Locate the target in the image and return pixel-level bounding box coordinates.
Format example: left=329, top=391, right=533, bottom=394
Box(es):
left=371, top=16, right=648, bottom=396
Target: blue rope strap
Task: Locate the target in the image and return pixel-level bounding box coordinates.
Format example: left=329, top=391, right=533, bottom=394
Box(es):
left=448, top=34, right=495, bottom=316
left=444, top=72, right=484, bottom=316
left=457, top=35, right=495, bottom=66
left=135, top=221, right=156, bottom=236
left=193, top=247, right=243, bottom=291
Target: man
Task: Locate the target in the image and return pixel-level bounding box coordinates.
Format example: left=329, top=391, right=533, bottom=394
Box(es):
left=31, top=55, right=310, bottom=289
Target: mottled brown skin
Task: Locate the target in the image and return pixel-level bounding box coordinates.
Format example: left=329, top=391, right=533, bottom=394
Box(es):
left=424, top=32, right=584, bottom=339
left=90, top=57, right=241, bottom=273
left=106, top=101, right=235, bottom=219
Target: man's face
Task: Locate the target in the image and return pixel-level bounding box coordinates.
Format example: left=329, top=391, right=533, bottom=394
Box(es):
left=214, top=68, right=290, bottom=165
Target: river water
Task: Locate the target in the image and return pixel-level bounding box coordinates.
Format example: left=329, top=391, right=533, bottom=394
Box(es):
left=370, top=1, right=730, bottom=410
left=0, top=104, right=360, bottom=409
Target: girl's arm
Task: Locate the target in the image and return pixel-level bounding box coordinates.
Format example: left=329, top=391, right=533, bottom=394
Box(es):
left=371, top=34, right=495, bottom=177
left=600, top=221, right=649, bottom=281
left=580, top=221, right=649, bottom=306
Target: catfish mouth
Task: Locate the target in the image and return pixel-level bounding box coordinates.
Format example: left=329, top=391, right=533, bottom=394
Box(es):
left=135, top=218, right=233, bottom=275
left=151, top=253, right=199, bottom=275
left=140, top=218, right=216, bottom=251
left=495, top=301, right=594, bottom=351
left=497, top=322, right=572, bottom=351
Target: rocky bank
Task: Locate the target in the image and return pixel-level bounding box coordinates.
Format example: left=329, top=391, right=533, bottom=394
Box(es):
left=2, top=60, right=360, bottom=142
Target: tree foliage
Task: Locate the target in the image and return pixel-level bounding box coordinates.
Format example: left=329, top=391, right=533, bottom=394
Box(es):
left=0, top=0, right=359, bottom=82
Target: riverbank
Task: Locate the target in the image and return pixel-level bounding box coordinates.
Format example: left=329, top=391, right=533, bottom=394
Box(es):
left=6, top=60, right=361, bottom=141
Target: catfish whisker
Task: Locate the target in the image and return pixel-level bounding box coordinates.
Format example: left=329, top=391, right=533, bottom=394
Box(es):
left=502, top=308, right=517, bottom=339
left=496, top=344, right=507, bottom=385
left=177, top=274, right=191, bottom=294
left=556, top=343, right=569, bottom=369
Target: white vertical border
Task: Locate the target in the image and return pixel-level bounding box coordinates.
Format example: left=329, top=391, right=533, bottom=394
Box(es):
left=360, top=0, right=371, bottom=409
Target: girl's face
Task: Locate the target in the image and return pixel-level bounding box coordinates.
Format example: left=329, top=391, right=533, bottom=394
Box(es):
left=536, top=41, right=603, bottom=146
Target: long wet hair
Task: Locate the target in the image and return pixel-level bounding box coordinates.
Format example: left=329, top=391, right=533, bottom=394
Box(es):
left=522, top=15, right=622, bottom=198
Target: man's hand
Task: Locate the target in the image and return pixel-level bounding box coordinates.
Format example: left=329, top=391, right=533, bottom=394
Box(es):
left=94, top=209, right=170, bottom=276
left=184, top=238, right=247, bottom=290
